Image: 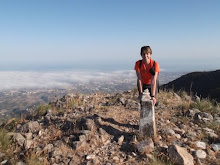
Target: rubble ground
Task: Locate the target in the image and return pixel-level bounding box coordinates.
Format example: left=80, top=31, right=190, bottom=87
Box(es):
left=0, top=90, right=220, bottom=165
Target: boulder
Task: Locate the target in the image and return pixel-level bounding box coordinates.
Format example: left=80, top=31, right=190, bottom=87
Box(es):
left=168, top=145, right=194, bottom=165
left=21, top=121, right=41, bottom=133
left=194, top=112, right=213, bottom=122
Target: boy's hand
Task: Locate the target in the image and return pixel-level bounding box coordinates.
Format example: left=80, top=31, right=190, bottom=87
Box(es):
left=151, top=97, right=157, bottom=105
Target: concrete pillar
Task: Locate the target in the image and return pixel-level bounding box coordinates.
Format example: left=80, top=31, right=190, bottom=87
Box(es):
left=139, top=89, right=157, bottom=140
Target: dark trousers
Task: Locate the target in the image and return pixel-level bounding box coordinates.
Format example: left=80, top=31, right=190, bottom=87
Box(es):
left=137, top=83, right=158, bottom=97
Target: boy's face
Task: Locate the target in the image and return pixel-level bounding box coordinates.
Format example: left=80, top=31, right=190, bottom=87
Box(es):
left=141, top=52, right=151, bottom=60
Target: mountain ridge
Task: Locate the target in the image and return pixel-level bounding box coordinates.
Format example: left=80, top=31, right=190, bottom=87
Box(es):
left=162, top=69, right=220, bottom=101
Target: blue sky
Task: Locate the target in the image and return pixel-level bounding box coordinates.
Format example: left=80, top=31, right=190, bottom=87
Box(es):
left=0, top=0, right=220, bottom=72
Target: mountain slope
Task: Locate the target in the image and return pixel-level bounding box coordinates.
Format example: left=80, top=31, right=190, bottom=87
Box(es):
left=0, top=90, right=220, bottom=164
left=162, top=70, right=220, bottom=101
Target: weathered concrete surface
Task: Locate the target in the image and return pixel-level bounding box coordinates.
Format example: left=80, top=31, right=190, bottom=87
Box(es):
left=139, top=89, right=156, bottom=139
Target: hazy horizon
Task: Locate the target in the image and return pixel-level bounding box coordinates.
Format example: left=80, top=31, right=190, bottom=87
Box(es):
left=0, top=69, right=188, bottom=92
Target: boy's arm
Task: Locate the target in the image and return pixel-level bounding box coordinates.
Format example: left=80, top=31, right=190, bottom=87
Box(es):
left=136, top=71, right=143, bottom=95
left=151, top=72, right=158, bottom=104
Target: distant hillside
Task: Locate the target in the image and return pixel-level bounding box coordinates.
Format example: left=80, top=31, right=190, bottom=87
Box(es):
left=162, top=69, right=220, bottom=101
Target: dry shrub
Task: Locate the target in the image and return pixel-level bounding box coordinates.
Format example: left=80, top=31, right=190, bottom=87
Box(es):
left=35, top=104, right=52, bottom=116
left=0, top=128, right=12, bottom=151
left=190, top=99, right=214, bottom=112
left=26, top=152, right=50, bottom=165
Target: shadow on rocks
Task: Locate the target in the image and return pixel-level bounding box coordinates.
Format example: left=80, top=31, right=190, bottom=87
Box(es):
left=96, top=120, right=136, bottom=153
left=100, top=117, right=139, bottom=130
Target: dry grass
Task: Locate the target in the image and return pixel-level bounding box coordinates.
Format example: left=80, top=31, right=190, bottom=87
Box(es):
left=150, top=150, right=175, bottom=165
left=0, top=128, right=17, bottom=164
left=26, top=152, right=50, bottom=165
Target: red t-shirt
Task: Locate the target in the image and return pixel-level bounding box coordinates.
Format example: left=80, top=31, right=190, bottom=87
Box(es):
left=134, top=59, right=160, bottom=85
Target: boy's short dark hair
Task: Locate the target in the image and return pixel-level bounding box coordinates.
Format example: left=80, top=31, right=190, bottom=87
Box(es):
left=140, top=46, right=152, bottom=55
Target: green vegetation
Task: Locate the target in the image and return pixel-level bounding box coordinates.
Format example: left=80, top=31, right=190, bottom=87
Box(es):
left=190, top=99, right=220, bottom=114
left=178, top=90, right=188, bottom=98
left=0, top=128, right=12, bottom=151
left=35, top=104, right=52, bottom=116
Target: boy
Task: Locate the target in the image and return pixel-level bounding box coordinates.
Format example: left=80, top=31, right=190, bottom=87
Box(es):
left=134, top=46, right=160, bottom=105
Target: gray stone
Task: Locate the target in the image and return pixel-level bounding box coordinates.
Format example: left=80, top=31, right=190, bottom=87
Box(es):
left=72, top=140, right=87, bottom=150
left=43, top=144, right=54, bottom=153
left=113, top=156, right=120, bottom=163
left=86, top=154, right=96, bottom=160
left=16, top=161, right=26, bottom=165
left=1, top=160, right=8, bottom=165
left=203, top=128, right=218, bottom=138
left=194, top=112, right=213, bottom=122
left=186, top=131, right=197, bottom=140
left=195, top=141, right=206, bottom=149
left=211, top=143, right=220, bottom=152
left=79, top=134, right=87, bottom=141
left=22, top=121, right=41, bottom=133
left=24, top=139, right=33, bottom=149
left=118, top=97, right=126, bottom=105
left=195, top=150, right=207, bottom=159
left=118, top=135, right=124, bottom=146
left=175, top=134, right=181, bottom=139
left=168, top=145, right=194, bottom=165
left=185, top=109, right=200, bottom=118
left=166, top=129, right=175, bottom=136
left=14, top=133, right=26, bottom=147
left=24, top=133, right=33, bottom=140
left=139, top=89, right=156, bottom=139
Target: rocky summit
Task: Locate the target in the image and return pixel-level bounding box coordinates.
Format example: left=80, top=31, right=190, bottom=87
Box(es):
left=0, top=90, right=220, bottom=165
